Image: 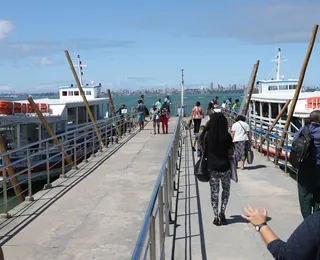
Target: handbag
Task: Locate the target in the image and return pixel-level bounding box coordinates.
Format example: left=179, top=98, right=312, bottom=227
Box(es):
left=247, top=148, right=254, bottom=164
left=229, top=156, right=238, bottom=183
left=194, top=132, right=209, bottom=182
left=194, top=156, right=210, bottom=182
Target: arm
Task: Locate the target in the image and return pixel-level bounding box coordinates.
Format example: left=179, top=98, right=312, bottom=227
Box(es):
left=242, top=206, right=319, bottom=260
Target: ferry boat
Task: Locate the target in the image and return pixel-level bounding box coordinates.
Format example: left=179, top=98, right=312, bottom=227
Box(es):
left=248, top=48, right=320, bottom=157
left=0, top=55, right=112, bottom=183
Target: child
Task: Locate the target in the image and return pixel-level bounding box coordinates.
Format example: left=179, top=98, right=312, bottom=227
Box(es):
left=193, top=125, right=205, bottom=157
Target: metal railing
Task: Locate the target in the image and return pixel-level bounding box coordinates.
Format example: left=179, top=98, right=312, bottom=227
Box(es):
left=223, top=110, right=298, bottom=174
left=0, top=112, right=139, bottom=217
left=132, top=116, right=182, bottom=260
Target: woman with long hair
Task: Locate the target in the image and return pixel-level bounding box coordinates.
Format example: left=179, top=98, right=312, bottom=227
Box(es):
left=201, top=113, right=233, bottom=226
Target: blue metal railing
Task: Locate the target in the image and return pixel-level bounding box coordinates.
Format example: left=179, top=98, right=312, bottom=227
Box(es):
left=132, top=116, right=182, bottom=260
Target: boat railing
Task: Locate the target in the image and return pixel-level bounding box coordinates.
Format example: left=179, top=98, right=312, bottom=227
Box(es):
left=222, top=109, right=297, bottom=174
left=131, top=116, right=182, bottom=260
left=0, top=110, right=140, bottom=217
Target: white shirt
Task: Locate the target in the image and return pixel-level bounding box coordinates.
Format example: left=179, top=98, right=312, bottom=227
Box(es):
left=232, top=121, right=250, bottom=142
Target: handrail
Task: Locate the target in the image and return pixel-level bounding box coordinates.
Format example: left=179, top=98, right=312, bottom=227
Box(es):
left=132, top=116, right=182, bottom=259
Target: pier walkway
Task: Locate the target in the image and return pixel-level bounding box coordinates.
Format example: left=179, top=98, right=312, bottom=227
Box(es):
left=1, top=118, right=177, bottom=260
left=0, top=116, right=305, bottom=260
left=167, top=128, right=302, bottom=259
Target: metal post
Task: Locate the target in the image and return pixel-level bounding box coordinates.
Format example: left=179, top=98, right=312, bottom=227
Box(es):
left=259, top=123, right=263, bottom=153
left=44, top=142, right=52, bottom=189
left=163, top=168, right=170, bottom=236
left=0, top=167, right=11, bottom=218
left=274, top=135, right=279, bottom=167
left=60, top=146, right=66, bottom=178
left=158, top=186, right=165, bottom=260
left=73, top=132, right=78, bottom=170
left=254, top=120, right=257, bottom=150
left=284, top=134, right=289, bottom=174
left=92, top=128, right=96, bottom=157
left=266, top=138, right=270, bottom=161
left=149, top=215, right=156, bottom=260
left=25, top=149, right=34, bottom=201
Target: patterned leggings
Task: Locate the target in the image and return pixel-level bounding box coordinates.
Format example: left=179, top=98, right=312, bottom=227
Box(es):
left=209, top=169, right=231, bottom=217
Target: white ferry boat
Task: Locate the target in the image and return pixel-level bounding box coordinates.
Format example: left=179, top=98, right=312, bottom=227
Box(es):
left=248, top=48, right=320, bottom=157
left=0, top=55, right=111, bottom=182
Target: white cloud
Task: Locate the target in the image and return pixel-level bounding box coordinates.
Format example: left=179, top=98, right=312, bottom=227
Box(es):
left=0, top=39, right=134, bottom=61
left=33, top=57, right=54, bottom=66
left=0, top=19, right=14, bottom=41
left=133, top=0, right=319, bottom=44
left=0, top=84, right=14, bottom=91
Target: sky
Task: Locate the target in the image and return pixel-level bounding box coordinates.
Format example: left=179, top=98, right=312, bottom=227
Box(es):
left=0, top=0, right=320, bottom=92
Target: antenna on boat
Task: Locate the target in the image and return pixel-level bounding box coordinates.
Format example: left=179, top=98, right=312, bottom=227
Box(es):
left=271, top=48, right=287, bottom=80
left=73, top=55, right=87, bottom=86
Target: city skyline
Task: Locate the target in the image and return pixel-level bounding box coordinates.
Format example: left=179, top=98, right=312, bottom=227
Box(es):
left=0, top=0, right=319, bottom=92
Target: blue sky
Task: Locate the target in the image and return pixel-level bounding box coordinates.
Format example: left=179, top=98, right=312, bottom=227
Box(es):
left=0, top=0, right=319, bottom=92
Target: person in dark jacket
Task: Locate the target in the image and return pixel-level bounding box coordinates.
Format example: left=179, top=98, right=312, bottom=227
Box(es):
left=293, top=110, right=320, bottom=219
left=203, top=113, right=233, bottom=226
left=242, top=205, right=320, bottom=260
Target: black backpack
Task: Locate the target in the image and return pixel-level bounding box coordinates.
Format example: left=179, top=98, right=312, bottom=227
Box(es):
left=289, top=126, right=313, bottom=169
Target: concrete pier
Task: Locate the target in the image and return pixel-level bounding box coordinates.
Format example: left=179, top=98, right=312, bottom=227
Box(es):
left=1, top=119, right=177, bottom=260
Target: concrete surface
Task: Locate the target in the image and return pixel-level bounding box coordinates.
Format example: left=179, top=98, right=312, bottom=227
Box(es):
left=169, top=129, right=303, bottom=260
left=1, top=118, right=177, bottom=260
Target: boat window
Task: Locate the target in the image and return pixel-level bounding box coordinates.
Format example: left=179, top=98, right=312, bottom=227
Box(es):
left=86, top=91, right=92, bottom=95
left=62, top=91, right=67, bottom=96
left=271, top=103, right=279, bottom=118
left=74, top=91, right=79, bottom=96
left=255, top=101, right=260, bottom=116
left=262, top=103, right=269, bottom=117
left=279, top=85, right=288, bottom=90
left=289, top=85, right=297, bottom=90
left=268, top=85, right=278, bottom=91
left=68, top=91, right=73, bottom=96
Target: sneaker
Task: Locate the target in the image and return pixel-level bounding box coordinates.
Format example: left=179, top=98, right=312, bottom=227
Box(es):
left=213, top=217, right=221, bottom=226
left=219, top=213, right=227, bottom=225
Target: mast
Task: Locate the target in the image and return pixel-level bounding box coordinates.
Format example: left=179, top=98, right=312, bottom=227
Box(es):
left=272, top=48, right=287, bottom=80
left=73, top=55, right=87, bottom=86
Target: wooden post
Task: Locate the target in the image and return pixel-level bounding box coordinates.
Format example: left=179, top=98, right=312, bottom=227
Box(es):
left=64, top=50, right=104, bottom=149
left=244, top=60, right=260, bottom=116
left=28, top=97, right=73, bottom=166
left=263, top=99, right=291, bottom=141
left=276, top=24, right=318, bottom=159
left=0, top=136, right=24, bottom=202
left=107, top=89, right=121, bottom=137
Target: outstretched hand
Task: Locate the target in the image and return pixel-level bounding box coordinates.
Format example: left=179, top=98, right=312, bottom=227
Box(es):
left=241, top=205, right=268, bottom=226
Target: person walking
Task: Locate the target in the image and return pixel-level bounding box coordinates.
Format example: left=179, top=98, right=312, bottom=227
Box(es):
left=136, top=99, right=146, bottom=131
left=201, top=113, right=234, bottom=226
left=294, top=110, right=320, bottom=219
left=192, top=101, right=203, bottom=134
left=149, top=104, right=160, bottom=134
left=164, top=95, right=172, bottom=113
left=160, top=103, right=169, bottom=134
left=155, top=98, right=162, bottom=110
left=231, top=115, right=250, bottom=170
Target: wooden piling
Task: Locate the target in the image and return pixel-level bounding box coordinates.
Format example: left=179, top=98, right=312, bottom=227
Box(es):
left=244, top=60, right=260, bottom=116
left=107, top=89, right=121, bottom=137
left=0, top=136, right=24, bottom=203
left=64, top=50, right=104, bottom=149
left=276, top=24, right=318, bottom=162
left=28, top=97, right=73, bottom=166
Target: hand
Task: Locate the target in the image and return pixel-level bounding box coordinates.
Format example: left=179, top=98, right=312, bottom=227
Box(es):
left=241, top=205, right=267, bottom=226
